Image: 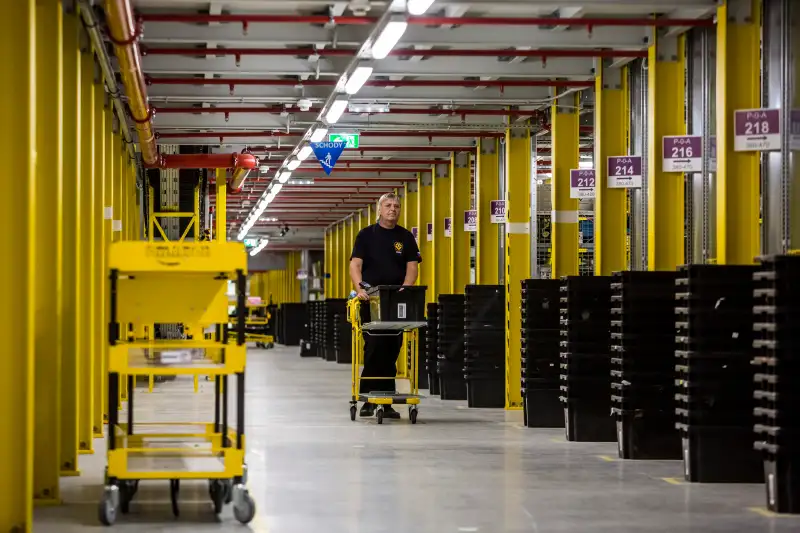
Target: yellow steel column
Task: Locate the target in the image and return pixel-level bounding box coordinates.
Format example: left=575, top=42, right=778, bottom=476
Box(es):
left=60, top=7, right=81, bottom=476
left=716, top=0, right=761, bottom=264
left=505, top=127, right=531, bottom=411
left=551, top=94, right=580, bottom=278
left=476, top=138, right=500, bottom=284
left=595, top=63, right=630, bottom=275
left=450, top=152, right=471, bottom=293
left=345, top=218, right=353, bottom=293
left=340, top=222, right=348, bottom=296
left=396, top=188, right=405, bottom=227
left=324, top=229, right=331, bottom=296
left=216, top=168, right=226, bottom=241
left=78, top=49, right=95, bottom=455
left=647, top=33, right=686, bottom=271
left=405, top=182, right=419, bottom=285
left=92, top=80, right=107, bottom=437
left=100, top=98, right=116, bottom=427
left=364, top=204, right=372, bottom=230
left=417, top=172, right=434, bottom=302
left=332, top=223, right=340, bottom=297
left=0, top=0, right=35, bottom=529
left=432, top=163, right=452, bottom=297
left=34, top=0, right=63, bottom=503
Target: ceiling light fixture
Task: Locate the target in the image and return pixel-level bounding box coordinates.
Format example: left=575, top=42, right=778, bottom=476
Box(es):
left=310, top=127, right=328, bottom=143
left=407, top=0, right=436, bottom=15
left=371, top=18, right=408, bottom=60
left=344, top=64, right=374, bottom=95
left=287, top=159, right=301, bottom=170
left=297, top=145, right=313, bottom=161
left=278, top=171, right=292, bottom=183
left=347, top=102, right=390, bottom=114
left=325, top=96, right=349, bottom=124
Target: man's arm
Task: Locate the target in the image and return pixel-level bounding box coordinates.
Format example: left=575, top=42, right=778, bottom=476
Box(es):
left=349, top=257, right=364, bottom=289
left=403, top=261, right=418, bottom=286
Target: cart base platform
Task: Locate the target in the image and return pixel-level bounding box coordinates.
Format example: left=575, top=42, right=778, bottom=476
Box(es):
left=349, top=394, right=423, bottom=424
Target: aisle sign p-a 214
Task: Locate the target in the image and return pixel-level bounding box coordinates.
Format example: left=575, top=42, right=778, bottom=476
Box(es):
left=606, top=156, right=642, bottom=188
left=734, top=109, right=780, bottom=151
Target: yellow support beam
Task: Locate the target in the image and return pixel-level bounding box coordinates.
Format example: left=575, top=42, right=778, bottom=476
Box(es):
left=647, top=33, right=686, bottom=271
left=341, top=221, right=349, bottom=296
left=332, top=224, right=340, bottom=297
left=216, top=168, right=226, bottom=241
left=504, top=127, right=531, bottom=411
left=93, top=81, right=107, bottom=437
left=346, top=218, right=354, bottom=294
left=551, top=94, right=580, bottom=278
left=34, top=0, right=64, bottom=504
left=78, top=48, right=96, bottom=455
left=0, top=0, right=36, bottom=529
left=60, top=8, right=81, bottom=477
left=417, top=172, right=434, bottom=302
left=716, top=0, right=761, bottom=264
left=405, top=182, right=419, bottom=285
left=450, top=152, right=471, bottom=293
left=595, top=63, right=630, bottom=275
left=396, top=187, right=405, bottom=227
left=432, top=163, right=452, bottom=298
left=324, top=229, right=331, bottom=297
left=476, top=138, right=500, bottom=284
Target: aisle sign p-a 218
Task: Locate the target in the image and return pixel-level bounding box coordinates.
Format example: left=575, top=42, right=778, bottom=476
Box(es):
left=606, top=156, right=642, bottom=188
left=662, top=135, right=702, bottom=173
left=734, top=109, right=780, bottom=151
left=569, top=169, right=595, bottom=199
left=463, top=210, right=477, bottom=232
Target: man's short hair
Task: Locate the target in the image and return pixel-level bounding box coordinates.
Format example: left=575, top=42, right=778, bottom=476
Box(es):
left=376, top=192, right=401, bottom=220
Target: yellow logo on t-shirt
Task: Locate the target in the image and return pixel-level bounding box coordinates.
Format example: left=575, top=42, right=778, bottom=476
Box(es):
left=394, top=241, right=403, bottom=253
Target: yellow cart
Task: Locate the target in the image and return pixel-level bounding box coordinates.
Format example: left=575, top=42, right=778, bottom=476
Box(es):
left=100, top=241, right=255, bottom=526
left=347, top=288, right=427, bottom=425
left=244, top=303, right=274, bottom=348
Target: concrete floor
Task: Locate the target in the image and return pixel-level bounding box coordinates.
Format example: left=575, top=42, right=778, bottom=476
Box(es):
left=36, top=344, right=798, bottom=532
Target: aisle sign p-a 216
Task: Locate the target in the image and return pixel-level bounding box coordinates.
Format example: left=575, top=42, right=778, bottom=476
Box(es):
left=734, top=109, right=780, bottom=152
left=606, top=156, right=642, bottom=188
left=662, top=135, right=702, bottom=173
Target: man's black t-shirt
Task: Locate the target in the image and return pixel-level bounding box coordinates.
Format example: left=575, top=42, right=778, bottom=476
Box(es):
left=350, top=223, right=422, bottom=286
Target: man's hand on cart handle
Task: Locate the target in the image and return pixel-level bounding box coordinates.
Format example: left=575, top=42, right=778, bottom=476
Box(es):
left=356, top=288, right=369, bottom=300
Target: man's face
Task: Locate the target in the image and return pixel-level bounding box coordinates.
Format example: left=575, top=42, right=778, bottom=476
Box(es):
left=380, top=198, right=401, bottom=222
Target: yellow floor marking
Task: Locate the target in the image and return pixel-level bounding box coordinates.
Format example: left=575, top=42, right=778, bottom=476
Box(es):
left=747, top=507, right=799, bottom=518
left=550, top=438, right=564, bottom=443
left=597, top=455, right=616, bottom=462
left=661, top=477, right=684, bottom=485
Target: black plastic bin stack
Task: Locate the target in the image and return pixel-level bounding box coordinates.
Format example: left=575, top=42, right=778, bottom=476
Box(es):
left=559, top=276, right=615, bottom=442
left=437, top=294, right=467, bottom=400
left=332, top=301, right=352, bottom=364
left=610, top=271, right=680, bottom=459
left=410, top=324, right=430, bottom=390
left=302, top=301, right=322, bottom=357
left=463, top=285, right=506, bottom=408
left=322, top=299, right=346, bottom=362
left=521, top=279, right=563, bottom=428
left=674, top=264, right=762, bottom=483
left=753, top=255, right=800, bottom=512
left=278, top=303, right=308, bottom=346
left=311, top=301, right=325, bottom=358
left=425, top=303, right=440, bottom=395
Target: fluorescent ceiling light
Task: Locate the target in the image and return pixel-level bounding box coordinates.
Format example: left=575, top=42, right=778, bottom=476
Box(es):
left=287, top=159, right=301, bottom=170
left=278, top=171, right=292, bottom=183
left=310, top=127, right=328, bottom=142
left=407, top=0, right=435, bottom=15
left=297, top=145, right=313, bottom=161
left=325, top=96, right=349, bottom=124
left=348, top=102, right=390, bottom=114
left=371, top=19, right=408, bottom=60
left=344, top=64, right=374, bottom=95
left=287, top=178, right=315, bottom=186
left=249, top=239, right=269, bottom=257
left=272, top=182, right=284, bottom=194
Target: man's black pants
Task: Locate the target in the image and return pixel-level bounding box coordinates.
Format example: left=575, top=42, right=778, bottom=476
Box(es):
left=359, top=304, right=403, bottom=394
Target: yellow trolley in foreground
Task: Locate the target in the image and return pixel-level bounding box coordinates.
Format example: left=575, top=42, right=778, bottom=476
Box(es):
left=347, top=285, right=428, bottom=424
left=101, top=241, right=255, bottom=526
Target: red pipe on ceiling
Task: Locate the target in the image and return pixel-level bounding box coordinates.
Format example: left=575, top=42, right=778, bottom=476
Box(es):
left=147, top=77, right=596, bottom=88
left=138, top=13, right=715, bottom=28
left=153, top=106, right=546, bottom=117
left=141, top=46, right=644, bottom=60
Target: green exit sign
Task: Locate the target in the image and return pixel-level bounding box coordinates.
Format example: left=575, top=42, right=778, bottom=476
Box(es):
left=244, top=238, right=258, bottom=247
left=328, top=132, right=360, bottom=149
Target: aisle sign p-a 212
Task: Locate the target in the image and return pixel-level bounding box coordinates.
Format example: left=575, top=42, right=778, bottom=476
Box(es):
left=569, top=169, right=595, bottom=199
left=606, top=156, right=642, bottom=188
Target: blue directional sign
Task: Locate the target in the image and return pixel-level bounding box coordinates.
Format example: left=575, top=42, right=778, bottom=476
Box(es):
left=311, top=141, right=346, bottom=176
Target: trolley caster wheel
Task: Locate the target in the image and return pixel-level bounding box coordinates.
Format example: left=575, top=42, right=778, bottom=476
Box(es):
left=233, top=491, right=256, bottom=524
left=376, top=406, right=384, bottom=425
left=350, top=405, right=357, bottom=421
left=98, top=488, right=119, bottom=526
left=209, top=480, right=226, bottom=515
left=409, top=407, right=418, bottom=425
left=169, top=479, right=180, bottom=517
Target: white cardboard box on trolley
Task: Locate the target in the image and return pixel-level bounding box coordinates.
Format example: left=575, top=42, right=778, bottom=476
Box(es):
left=364, top=285, right=428, bottom=330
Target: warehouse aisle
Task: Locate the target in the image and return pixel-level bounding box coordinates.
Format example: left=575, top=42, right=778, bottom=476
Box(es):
left=35, top=345, right=796, bottom=532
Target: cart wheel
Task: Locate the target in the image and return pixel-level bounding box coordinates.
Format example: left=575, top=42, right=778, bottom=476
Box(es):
left=233, top=491, right=256, bottom=524
left=410, top=407, right=418, bottom=425
left=223, top=480, right=233, bottom=504
left=170, top=479, right=180, bottom=517
left=376, top=408, right=384, bottom=425
left=350, top=405, right=357, bottom=421
left=98, top=492, right=117, bottom=526
left=209, top=480, right=225, bottom=515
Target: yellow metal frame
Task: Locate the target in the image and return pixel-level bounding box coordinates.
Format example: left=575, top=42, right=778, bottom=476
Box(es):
left=476, top=138, right=500, bottom=284
left=551, top=94, right=580, bottom=278
left=417, top=172, right=434, bottom=303
left=148, top=183, right=202, bottom=243
left=347, top=299, right=421, bottom=406
left=432, top=163, right=452, bottom=298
